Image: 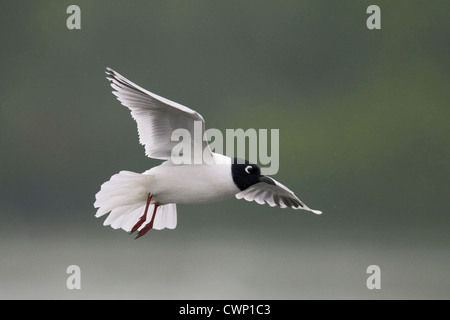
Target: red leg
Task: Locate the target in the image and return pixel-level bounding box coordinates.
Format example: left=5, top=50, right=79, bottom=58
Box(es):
left=130, top=193, right=152, bottom=234
left=135, top=204, right=159, bottom=239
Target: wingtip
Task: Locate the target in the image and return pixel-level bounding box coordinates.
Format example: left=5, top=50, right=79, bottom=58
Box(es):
left=105, top=68, right=118, bottom=84
left=291, top=205, right=322, bottom=214
left=105, top=67, right=116, bottom=77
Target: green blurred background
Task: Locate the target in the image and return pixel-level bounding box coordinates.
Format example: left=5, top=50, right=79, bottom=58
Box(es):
left=0, top=1, right=448, bottom=299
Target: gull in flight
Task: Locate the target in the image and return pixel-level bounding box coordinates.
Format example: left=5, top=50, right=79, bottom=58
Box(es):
left=94, top=68, right=322, bottom=238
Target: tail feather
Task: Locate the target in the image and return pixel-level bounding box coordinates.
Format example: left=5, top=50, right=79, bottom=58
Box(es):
left=153, top=204, right=177, bottom=230
left=103, top=203, right=142, bottom=226
left=110, top=205, right=143, bottom=230
left=94, top=171, right=177, bottom=232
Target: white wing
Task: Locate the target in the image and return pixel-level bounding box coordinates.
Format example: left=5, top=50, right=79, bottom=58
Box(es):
left=236, top=176, right=322, bottom=214
left=106, top=67, right=212, bottom=161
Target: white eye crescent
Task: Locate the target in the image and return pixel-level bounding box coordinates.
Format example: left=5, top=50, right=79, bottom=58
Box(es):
left=245, top=165, right=253, bottom=174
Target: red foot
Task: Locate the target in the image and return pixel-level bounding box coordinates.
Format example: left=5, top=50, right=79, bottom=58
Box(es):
left=135, top=204, right=159, bottom=239
left=130, top=193, right=152, bottom=234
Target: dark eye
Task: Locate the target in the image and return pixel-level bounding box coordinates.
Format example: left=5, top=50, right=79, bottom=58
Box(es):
left=245, top=165, right=253, bottom=174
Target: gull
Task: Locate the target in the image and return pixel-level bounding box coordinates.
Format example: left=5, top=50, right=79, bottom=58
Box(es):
left=94, top=68, right=322, bottom=238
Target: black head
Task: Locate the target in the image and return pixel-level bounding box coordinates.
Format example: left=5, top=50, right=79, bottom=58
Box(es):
left=231, top=158, right=274, bottom=191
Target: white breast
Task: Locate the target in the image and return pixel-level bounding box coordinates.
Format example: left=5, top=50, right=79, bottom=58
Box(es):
left=144, top=153, right=240, bottom=205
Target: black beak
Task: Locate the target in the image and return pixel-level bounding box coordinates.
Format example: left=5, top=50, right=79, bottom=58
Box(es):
left=259, top=175, right=275, bottom=185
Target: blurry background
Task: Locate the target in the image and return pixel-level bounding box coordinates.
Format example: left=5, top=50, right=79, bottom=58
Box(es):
left=0, top=0, right=448, bottom=299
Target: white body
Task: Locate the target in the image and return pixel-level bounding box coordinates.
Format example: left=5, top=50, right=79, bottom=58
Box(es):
left=94, top=153, right=239, bottom=232
left=146, top=153, right=239, bottom=205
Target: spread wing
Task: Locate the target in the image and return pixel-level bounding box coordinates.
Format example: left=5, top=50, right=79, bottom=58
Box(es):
left=106, top=67, right=212, bottom=162
left=236, top=176, right=322, bottom=214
